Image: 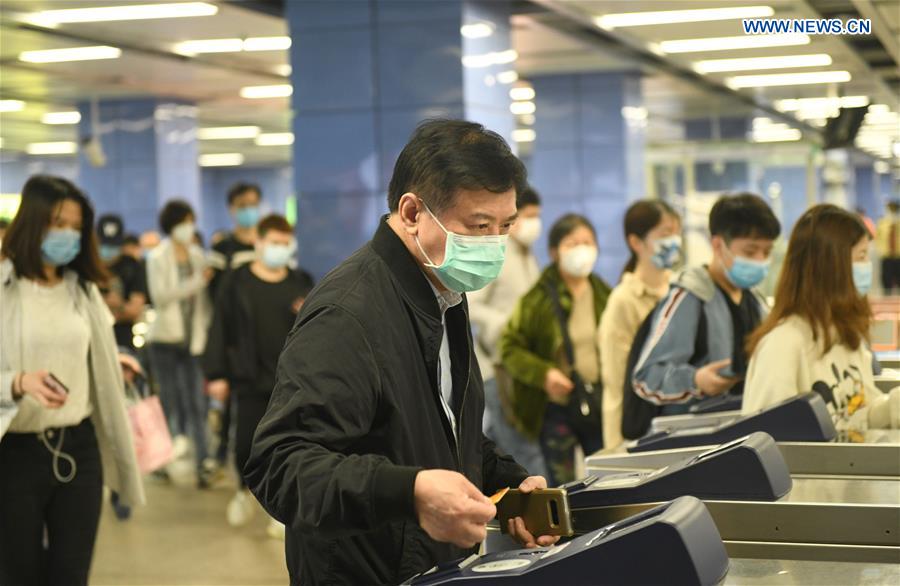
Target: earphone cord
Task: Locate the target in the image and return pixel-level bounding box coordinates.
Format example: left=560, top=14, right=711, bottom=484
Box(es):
left=39, top=428, right=77, bottom=483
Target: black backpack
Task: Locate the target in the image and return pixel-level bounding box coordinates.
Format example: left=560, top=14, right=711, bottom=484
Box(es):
left=621, top=295, right=707, bottom=439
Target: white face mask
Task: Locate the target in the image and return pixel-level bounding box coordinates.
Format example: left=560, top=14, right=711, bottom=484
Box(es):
left=559, top=244, right=597, bottom=278
left=512, top=217, right=542, bottom=247
left=172, top=222, right=195, bottom=245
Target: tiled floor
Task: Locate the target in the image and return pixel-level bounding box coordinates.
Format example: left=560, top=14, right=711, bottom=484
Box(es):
left=91, top=465, right=288, bottom=586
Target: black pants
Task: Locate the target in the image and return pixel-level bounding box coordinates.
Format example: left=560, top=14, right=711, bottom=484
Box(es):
left=0, top=418, right=104, bottom=586
left=882, top=258, right=900, bottom=293
left=234, top=392, right=271, bottom=488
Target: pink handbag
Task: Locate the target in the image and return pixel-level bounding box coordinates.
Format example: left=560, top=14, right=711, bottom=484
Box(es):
left=127, top=391, right=174, bottom=474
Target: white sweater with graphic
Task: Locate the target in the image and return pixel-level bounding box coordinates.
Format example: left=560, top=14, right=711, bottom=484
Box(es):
left=744, top=316, right=898, bottom=432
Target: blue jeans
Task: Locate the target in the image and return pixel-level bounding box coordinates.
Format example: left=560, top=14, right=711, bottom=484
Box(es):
left=483, top=377, right=548, bottom=481
left=149, top=343, right=209, bottom=471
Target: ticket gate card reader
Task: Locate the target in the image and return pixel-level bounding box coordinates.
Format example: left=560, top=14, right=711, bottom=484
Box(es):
left=689, top=392, right=743, bottom=414
left=630, top=393, right=835, bottom=453
left=403, top=496, right=729, bottom=586
left=567, top=432, right=791, bottom=509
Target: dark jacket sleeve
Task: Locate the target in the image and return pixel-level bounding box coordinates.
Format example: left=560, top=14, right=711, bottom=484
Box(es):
left=244, top=305, right=422, bottom=538
left=481, top=435, right=529, bottom=494
left=201, top=270, right=236, bottom=381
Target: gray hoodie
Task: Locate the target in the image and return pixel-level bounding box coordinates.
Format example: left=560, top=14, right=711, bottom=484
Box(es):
left=632, top=266, right=767, bottom=410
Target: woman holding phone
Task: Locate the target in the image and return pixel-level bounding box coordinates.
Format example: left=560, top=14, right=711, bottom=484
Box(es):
left=0, top=175, right=144, bottom=586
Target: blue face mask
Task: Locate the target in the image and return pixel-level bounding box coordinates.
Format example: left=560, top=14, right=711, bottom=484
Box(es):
left=235, top=206, right=260, bottom=229
left=650, top=235, right=682, bottom=270
left=42, top=228, right=81, bottom=267
left=415, top=202, right=507, bottom=293
left=261, top=243, right=294, bottom=269
left=853, top=261, right=872, bottom=295
left=99, top=244, right=121, bottom=261
left=723, top=247, right=770, bottom=289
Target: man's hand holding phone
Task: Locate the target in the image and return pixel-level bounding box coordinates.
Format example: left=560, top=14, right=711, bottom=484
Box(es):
left=502, top=476, right=563, bottom=549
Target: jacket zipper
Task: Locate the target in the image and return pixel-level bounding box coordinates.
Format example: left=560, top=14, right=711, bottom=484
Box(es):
left=456, top=306, right=472, bottom=471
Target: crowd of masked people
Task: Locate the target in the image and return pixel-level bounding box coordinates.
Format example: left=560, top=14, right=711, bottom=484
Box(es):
left=0, top=177, right=312, bottom=584
left=0, top=169, right=898, bottom=585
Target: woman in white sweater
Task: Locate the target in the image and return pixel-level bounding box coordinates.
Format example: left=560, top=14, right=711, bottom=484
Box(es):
left=745, top=204, right=898, bottom=432
left=0, top=175, right=144, bottom=585
left=145, top=199, right=213, bottom=487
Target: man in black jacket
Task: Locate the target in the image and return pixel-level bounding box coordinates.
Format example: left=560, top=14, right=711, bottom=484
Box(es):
left=245, top=120, right=556, bottom=585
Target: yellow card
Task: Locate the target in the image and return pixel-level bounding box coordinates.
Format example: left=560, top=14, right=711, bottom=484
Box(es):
left=490, top=487, right=510, bottom=504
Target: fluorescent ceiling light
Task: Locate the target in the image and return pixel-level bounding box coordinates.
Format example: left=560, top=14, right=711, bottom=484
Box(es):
left=462, top=49, right=517, bottom=68
left=510, top=101, right=535, bottom=115
left=20, top=46, right=121, bottom=63
left=174, top=38, right=242, bottom=55
left=775, top=96, right=869, bottom=112
left=753, top=130, right=802, bottom=142
left=727, top=70, right=850, bottom=88
left=497, top=70, right=518, bottom=84
left=199, top=153, right=244, bottom=167
left=240, top=85, right=293, bottom=99
left=42, top=111, right=81, bottom=125
left=874, top=160, right=890, bottom=174
left=868, top=104, right=892, bottom=115
left=25, top=3, right=217, bottom=27
left=0, top=100, right=25, bottom=112
left=509, top=87, right=535, bottom=101
left=276, top=64, right=292, bottom=76
left=197, top=126, right=260, bottom=140
left=519, top=114, right=535, bottom=126
left=659, top=33, right=809, bottom=54
left=622, top=106, right=648, bottom=121
left=255, top=132, right=294, bottom=146
left=512, top=129, right=536, bottom=143
left=174, top=37, right=290, bottom=55
left=27, top=141, right=77, bottom=155
left=461, top=22, right=495, bottom=39
left=694, top=54, right=831, bottom=74
left=243, top=37, right=292, bottom=52
left=596, top=6, right=773, bottom=29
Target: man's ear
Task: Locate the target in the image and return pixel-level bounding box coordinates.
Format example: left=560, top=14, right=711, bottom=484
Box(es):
left=397, top=193, right=421, bottom=235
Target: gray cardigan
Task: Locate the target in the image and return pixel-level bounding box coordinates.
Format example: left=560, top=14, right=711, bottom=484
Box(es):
left=0, top=259, right=145, bottom=506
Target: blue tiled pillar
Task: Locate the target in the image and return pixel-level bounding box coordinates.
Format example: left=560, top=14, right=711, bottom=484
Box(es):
left=286, top=0, right=513, bottom=278
left=528, top=72, right=645, bottom=283
left=77, top=99, right=200, bottom=235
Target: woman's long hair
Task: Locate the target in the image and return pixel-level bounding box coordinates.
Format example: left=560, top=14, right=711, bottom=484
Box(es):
left=747, top=204, right=871, bottom=357
left=2, top=175, right=108, bottom=284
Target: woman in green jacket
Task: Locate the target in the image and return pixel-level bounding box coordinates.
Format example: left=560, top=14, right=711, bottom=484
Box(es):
left=500, top=214, right=611, bottom=486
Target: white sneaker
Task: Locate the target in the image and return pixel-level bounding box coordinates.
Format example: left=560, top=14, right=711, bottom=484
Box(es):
left=267, top=519, right=285, bottom=540
left=172, top=435, right=191, bottom=460
left=226, top=490, right=256, bottom=527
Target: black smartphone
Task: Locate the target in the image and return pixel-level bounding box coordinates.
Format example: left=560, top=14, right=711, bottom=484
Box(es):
left=45, top=373, right=69, bottom=395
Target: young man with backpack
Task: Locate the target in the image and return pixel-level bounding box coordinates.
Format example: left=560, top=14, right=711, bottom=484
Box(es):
left=627, top=194, right=781, bottom=430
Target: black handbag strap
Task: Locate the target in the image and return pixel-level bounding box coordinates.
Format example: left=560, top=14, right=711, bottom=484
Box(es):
left=543, top=282, right=576, bottom=369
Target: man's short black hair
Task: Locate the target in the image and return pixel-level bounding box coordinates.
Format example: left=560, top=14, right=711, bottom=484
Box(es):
left=227, top=182, right=262, bottom=206
left=158, top=199, right=195, bottom=235
left=387, top=119, right=527, bottom=213
left=123, top=233, right=140, bottom=247
left=517, top=185, right=541, bottom=209
left=709, top=193, right=781, bottom=241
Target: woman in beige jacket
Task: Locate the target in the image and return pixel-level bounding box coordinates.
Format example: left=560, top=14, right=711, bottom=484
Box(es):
left=0, top=176, right=144, bottom=586
left=599, top=201, right=681, bottom=448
